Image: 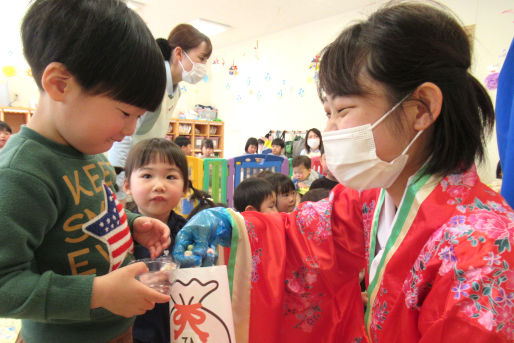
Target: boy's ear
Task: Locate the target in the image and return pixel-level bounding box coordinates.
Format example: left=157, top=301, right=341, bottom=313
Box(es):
left=245, top=205, right=258, bottom=212
left=122, top=178, right=131, bottom=195
left=40, top=62, right=74, bottom=102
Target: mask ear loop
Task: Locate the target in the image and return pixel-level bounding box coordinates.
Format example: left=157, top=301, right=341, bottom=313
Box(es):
left=371, top=93, right=412, bottom=130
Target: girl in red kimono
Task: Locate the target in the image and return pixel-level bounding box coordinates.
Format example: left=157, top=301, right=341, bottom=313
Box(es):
left=173, top=3, right=514, bottom=343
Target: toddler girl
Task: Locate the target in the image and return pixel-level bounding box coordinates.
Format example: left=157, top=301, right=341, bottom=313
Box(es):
left=123, top=138, right=188, bottom=343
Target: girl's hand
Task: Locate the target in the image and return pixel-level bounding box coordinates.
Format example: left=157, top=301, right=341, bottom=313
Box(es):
left=133, top=217, right=171, bottom=258
left=91, top=262, right=170, bottom=317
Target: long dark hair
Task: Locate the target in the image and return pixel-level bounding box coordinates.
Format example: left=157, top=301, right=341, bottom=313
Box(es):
left=304, top=128, right=324, bottom=154
left=318, top=2, right=494, bottom=178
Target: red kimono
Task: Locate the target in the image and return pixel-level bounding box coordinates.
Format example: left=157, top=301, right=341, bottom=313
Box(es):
left=223, top=166, right=513, bottom=342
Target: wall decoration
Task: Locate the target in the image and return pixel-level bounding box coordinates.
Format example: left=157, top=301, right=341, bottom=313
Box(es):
left=212, top=57, right=225, bottom=66
left=264, top=72, right=271, bottom=82
left=308, top=54, right=320, bottom=80
left=228, top=64, right=238, bottom=76
left=181, top=85, right=188, bottom=93
left=2, top=66, right=16, bottom=78
left=484, top=48, right=508, bottom=90
left=202, top=75, right=209, bottom=83
left=297, top=88, right=305, bottom=98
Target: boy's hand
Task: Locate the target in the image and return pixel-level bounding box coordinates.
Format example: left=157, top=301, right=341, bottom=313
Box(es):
left=297, top=182, right=307, bottom=189
left=91, top=262, right=170, bottom=317
left=133, top=217, right=171, bottom=258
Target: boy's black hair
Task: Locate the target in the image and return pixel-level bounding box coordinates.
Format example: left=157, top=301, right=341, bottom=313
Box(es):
left=22, top=0, right=166, bottom=112
left=233, top=177, right=274, bottom=212
left=301, top=188, right=330, bottom=203
left=245, top=137, right=258, bottom=153
left=174, top=135, right=191, bottom=147
left=0, top=121, right=12, bottom=133
left=259, top=172, right=295, bottom=195
left=318, top=2, right=494, bottom=178
left=125, top=138, right=189, bottom=192
left=271, top=138, right=285, bottom=148
left=202, top=138, right=214, bottom=149
left=156, top=38, right=172, bottom=61
left=292, top=155, right=311, bottom=169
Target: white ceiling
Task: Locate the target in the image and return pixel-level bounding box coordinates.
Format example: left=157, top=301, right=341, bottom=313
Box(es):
left=136, top=0, right=380, bottom=49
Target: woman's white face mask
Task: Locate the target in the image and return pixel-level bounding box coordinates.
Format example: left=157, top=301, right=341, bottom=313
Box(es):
left=180, top=51, right=207, bottom=84
left=322, top=94, right=423, bottom=191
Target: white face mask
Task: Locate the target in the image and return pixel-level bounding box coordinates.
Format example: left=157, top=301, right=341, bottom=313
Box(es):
left=307, top=138, right=320, bottom=150
left=179, top=51, right=207, bottom=84
left=322, top=95, right=423, bottom=191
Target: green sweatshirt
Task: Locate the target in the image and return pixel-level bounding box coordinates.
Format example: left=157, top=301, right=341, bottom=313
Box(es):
left=0, top=127, right=139, bottom=342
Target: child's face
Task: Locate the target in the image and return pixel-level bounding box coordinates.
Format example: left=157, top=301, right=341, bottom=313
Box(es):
left=293, top=165, right=310, bottom=181
left=202, top=146, right=213, bottom=157
left=277, top=190, right=296, bottom=213
left=247, top=144, right=257, bottom=154
left=181, top=144, right=192, bottom=156
left=0, top=129, right=11, bottom=148
left=271, top=144, right=282, bottom=156
left=43, top=71, right=145, bottom=154
left=259, top=192, right=278, bottom=213
left=124, top=161, right=185, bottom=222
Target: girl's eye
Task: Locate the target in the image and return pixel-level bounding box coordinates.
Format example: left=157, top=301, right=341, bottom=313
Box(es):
left=166, top=175, right=177, bottom=180
left=141, top=173, right=152, bottom=179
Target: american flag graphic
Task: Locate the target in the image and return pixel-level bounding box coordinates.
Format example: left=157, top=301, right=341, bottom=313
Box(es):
left=82, top=184, right=134, bottom=272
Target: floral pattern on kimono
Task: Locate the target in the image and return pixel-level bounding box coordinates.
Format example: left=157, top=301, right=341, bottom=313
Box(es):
left=400, top=168, right=514, bottom=341
left=295, top=198, right=333, bottom=244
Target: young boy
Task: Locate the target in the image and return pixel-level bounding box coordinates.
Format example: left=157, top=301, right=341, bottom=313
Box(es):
left=271, top=138, right=285, bottom=156
left=233, top=177, right=278, bottom=213
left=174, top=135, right=192, bottom=156
left=291, top=155, right=320, bottom=195
left=0, top=121, right=12, bottom=151
left=0, top=1, right=172, bottom=342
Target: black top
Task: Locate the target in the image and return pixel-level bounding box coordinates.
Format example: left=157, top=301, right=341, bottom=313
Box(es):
left=309, top=176, right=339, bottom=190
left=132, top=210, right=187, bottom=343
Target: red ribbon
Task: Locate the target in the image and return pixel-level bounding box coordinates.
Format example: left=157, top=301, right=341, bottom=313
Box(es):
left=173, top=303, right=210, bottom=343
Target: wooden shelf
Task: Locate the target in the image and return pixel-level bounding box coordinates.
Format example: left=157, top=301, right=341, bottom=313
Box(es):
left=168, top=119, right=224, bottom=158
left=0, top=107, right=35, bottom=133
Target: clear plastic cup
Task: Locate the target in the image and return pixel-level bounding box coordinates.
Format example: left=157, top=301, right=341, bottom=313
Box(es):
left=133, top=257, right=179, bottom=294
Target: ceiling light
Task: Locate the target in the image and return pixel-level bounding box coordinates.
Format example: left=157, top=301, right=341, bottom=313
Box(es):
left=125, top=0, right=146, bottom=11
left=189, top=18, right=231, bottom=37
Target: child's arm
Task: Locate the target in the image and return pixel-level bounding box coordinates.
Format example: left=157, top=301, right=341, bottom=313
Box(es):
left=0, top=170, right=96, bottom=321
left=0, top=170, right=170, bottom=321
left=131, top=216, right=171, bottom=258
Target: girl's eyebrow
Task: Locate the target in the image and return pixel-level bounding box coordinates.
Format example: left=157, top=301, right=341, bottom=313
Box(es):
left=139, top=166, right=180, bottom=171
